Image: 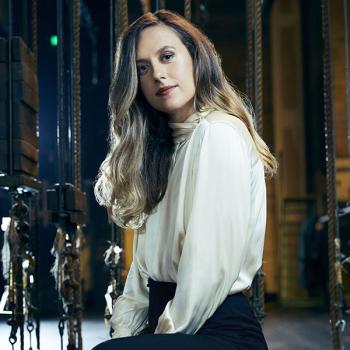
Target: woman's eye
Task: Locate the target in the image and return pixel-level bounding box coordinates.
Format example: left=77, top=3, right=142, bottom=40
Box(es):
left=137, top=65, right=148, bottom=75
left=161, top=53, right=174, bottom=61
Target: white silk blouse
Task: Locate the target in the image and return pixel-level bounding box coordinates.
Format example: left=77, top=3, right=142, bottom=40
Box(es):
left=110, top=109, right=267, bottom=338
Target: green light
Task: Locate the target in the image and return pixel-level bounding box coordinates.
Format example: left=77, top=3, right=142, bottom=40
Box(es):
left=50, top=35, right=58, bottom=46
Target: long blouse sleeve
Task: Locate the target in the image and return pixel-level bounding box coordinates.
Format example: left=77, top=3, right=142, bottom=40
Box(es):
left=155, top=121, right=255, bottom=334
left=110, top=259, right=149, bottom=338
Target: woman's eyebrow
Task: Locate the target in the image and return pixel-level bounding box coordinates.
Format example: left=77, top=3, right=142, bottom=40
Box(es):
left=136, top=45, right=176, bottom=63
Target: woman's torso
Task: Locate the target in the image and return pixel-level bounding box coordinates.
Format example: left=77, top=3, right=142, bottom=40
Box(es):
left=133, top=110, right=267, bottom=294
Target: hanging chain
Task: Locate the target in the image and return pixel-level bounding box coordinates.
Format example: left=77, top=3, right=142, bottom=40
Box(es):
left=24, top=248, right=36, bottom=350
left=321, top=0, right=346, bottom=349
left=33, top=192, right=41, bottom=350
left=5, top=193, right=32, bottom=350
left=27, top=312, right=34, bottom=350
left=74, top=226, right=83, bottom=349
left=5, top=193, right=38, bottom=350
left=58, top=317, right=65, bottom=350
left=53, top=227, right=82, bottom=350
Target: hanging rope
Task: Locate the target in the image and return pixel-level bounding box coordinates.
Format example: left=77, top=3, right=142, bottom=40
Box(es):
left=118, top=0, right=129, bottom=34
left=140, top=0, right=151, bottom=14
left=184, top=0, right=191, bottom=21
left=110, top=0, right=115, bottom=77
left=31, top=0, right=38, bottom=69
left=246, top=0, right=254, bottom=106
left=344, top=0, right=350, bottom=173
left=245, top=0, right=265, bottom=322
left=254, top=0, right=263, bottom=134
left=253, top=0, right=264, bottom=321
left=321, top=0, right=346, bottom=349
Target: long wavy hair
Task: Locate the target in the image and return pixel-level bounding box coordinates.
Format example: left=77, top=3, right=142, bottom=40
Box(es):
left=94, top=10, right=278, bottom=229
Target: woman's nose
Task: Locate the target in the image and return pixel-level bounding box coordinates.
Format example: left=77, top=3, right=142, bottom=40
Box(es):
left=152, top=63, right=167, bottom=81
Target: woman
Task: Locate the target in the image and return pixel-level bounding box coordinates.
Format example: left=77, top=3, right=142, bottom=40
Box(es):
left=94, top=9, right=277, bottom=350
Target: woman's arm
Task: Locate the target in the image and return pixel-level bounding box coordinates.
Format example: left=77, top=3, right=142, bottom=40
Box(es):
left=155, top=121, right=253, bottom=334
left=110, top=259, right=149, bottom=338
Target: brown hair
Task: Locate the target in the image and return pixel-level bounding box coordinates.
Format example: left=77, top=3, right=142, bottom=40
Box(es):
left=94, top=10, right=278, bottom=229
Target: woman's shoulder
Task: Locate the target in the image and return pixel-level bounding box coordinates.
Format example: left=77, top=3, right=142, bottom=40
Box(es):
left=196, top=109, right=253, bottom=149
left=204, top=109, right=247, bottom=133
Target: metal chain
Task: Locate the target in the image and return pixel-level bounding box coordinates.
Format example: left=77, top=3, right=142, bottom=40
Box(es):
left=63, top=231, right=80, bottom=349
left=26, top=313, right=34, bottom=350
left=58, top=318, right=65, bottom=350
left=33, top=192, right=40, bottom=350
left=184, top=0, right=191, bottom=21
left=6, top=193, right=31, bottom=350
left=74, top=227, right=83, bottom=349
left=321, top=0, right=345, bottom=349
left=53, top=228, right=83, bottom=349
left=24, top=249, right=35, bottom=350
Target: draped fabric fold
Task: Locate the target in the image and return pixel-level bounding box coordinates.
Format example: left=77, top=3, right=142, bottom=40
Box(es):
left=168, top=109, right=214, bottom=144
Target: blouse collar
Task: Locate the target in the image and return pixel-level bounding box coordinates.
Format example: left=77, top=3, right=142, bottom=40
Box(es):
left=168, top=109, right=213, bottom=144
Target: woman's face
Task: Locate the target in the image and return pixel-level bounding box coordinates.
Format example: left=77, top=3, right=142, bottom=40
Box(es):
left=136, top=25, right=196, bottom=123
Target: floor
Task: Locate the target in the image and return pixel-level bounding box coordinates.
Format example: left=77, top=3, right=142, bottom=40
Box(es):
left=1, top=309, right=349, bottom=349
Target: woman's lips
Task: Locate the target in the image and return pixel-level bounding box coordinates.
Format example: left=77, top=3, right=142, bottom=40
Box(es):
left=156, top=86, right=177, bottom=96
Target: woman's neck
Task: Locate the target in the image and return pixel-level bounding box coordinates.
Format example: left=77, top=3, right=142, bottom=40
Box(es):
left=167, top=99, right=195, bottom=123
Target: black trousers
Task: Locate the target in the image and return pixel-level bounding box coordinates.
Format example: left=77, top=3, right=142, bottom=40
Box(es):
left=92, top=279, right=268, bottom=350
